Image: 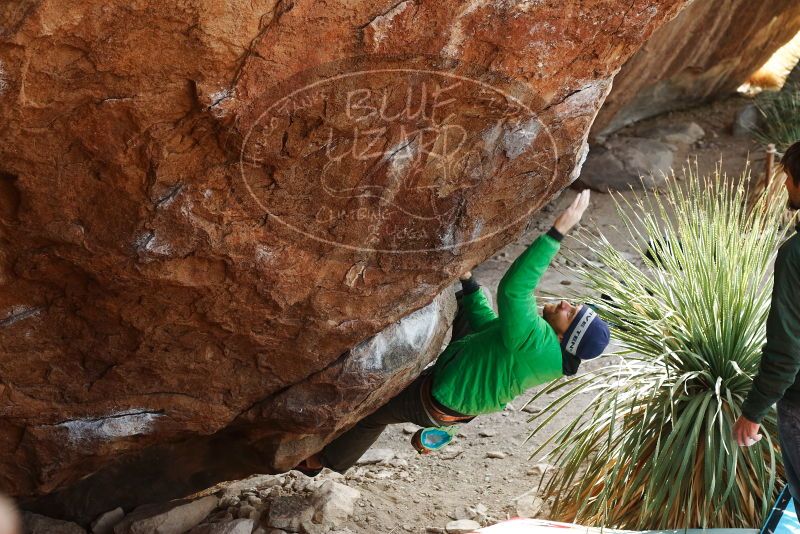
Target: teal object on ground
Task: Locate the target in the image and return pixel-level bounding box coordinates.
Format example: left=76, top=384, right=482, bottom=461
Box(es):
left=417, top=426, right=457, bottom=451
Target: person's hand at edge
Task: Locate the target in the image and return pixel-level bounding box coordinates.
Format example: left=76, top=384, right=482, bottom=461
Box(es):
left=459, top=271, right=472, bottom=281
left=733, top=415, right=763, bottom=447
left=553, top=190, right=591, bottom=236
left=0, top=494, right=20, bottom=534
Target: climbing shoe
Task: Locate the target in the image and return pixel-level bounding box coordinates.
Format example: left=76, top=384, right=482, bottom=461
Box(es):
left=411, top=426, right=458, bottom=454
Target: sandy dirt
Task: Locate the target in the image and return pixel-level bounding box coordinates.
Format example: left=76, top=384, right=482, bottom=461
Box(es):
left=328, top=94, right=773, bottom=533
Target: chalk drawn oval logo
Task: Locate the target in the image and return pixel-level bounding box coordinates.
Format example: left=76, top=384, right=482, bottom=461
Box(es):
left=239, top=56, right=558, bottom=253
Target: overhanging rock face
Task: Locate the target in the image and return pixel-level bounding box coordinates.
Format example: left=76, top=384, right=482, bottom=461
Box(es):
left=0, top=0, right=687, bottom=520
left=592, top=0, right=800, bottom=139
left=23, top=292, right=456, bottom=524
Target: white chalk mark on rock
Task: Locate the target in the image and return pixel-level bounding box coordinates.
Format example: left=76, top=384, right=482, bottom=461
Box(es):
left=442, top=0, right=491, bottom=58
left=345, top=262, right=367, bottom=287
left=555, top=77, right=614, bottom=120
left=58, top=410, right=162, bottom=444
left=351, top=296, right=441, bottom=372
left=481, top=122, right=502, bottom=149
left=387, top=138, right=417, bottom=179
left=255, top=245, right=275, bottom=264
left=179, top=197, right=195, bottom=218
left=503, top=118, right=541, bottom=160
left=470, top=219, right=484, bottom=241
left=440, top=223, right=456, bottom=249
left=0, top=61, right=7, bottom=95
left=364, top=1, right=412, bottom=44
left=395, top=302, right=439, bottom=351
left=134, top=231, right=172, bottom=257
left=208, top=88, right=233, bottom=117
left=564, top=80, right=608, bottom=114
left=0, top=306, right=41, bottom=328
left=155, top=183, right=184, bottom=209
left=569, top=139, right=590, bottom=184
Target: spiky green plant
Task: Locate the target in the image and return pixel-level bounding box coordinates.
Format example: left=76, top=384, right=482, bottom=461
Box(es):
left=754, top=84, right=800, bottom=152
left=528, top=165, right=792, bottom=529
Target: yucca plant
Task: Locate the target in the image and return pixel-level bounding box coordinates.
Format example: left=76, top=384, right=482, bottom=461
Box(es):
left=754, top=84, right=800, bottom=153
left=527, top=165, right=792, bottom=529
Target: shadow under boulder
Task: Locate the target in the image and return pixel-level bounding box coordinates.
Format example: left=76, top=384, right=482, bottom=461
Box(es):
left=23, top=292, right=455, bottom=525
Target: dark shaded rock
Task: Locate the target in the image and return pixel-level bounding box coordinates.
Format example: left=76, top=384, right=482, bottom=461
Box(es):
left=593, top=0, right=800, bottom=139
left=22, top=512, right=86, bottom=534
left=732, top=104, right=761, bottom=137
left=266, top=496, right=313, bottom=532
left=786, top=59, right=800, bottom=89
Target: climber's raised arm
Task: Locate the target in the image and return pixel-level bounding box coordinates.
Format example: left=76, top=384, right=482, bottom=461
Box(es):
left=496, top=190, right=590, bottom=350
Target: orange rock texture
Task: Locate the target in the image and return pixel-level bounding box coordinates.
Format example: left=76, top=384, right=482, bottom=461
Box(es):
left=0, top=0, right=686, bottom=520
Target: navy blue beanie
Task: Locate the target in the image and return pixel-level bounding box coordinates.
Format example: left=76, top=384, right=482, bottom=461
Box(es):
left=561, top=306, right=611, bottom=360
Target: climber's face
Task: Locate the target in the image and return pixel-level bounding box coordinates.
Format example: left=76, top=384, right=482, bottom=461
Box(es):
left=785, top=168, right=800, bottom=210
left=543, top=301, right=581, bottom=339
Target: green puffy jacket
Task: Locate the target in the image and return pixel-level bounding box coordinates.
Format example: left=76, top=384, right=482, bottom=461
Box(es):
left=431, top=231, right=564, bottom=415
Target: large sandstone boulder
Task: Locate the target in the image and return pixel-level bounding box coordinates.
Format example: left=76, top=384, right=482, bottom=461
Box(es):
left=593, top=0, right=800, bottom=138
left=0, top=0, right=687, bottom=522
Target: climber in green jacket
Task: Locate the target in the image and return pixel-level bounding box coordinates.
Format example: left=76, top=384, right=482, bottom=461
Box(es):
left=298, top=190, right=611, bottom=474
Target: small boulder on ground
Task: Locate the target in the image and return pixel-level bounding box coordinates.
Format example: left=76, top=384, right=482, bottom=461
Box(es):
left=218, top=475, right=283, bottom=500
left=732, top=103, right=760, bottom=137
left=286, top=472, right=323, bottom=493
left=445, top=519, right=481, bottom=533
left=299, top=518, right=327, bottom=534
left=311, top=480, right=361, bottom=528
left=526, top=463, right=558, bottom=477
left=265, top=495, right=314, bottom=532
left=579, top=137, right=674, bottom=191
left=512, top=489, right=544, bottom=518
left=449, top=506, right=475, bottom=521
left=521, top=404, right=541, bottom=414
left=22, top=512, right=86, bottom=534
left=188, top=518, right=255, bottom=534
left=113, top=495, right=218, bottom=534
left=91, top=507, right=125, bottom=534
left=640, top=122, right=705, bottom=146
left=236, top=504, right=260, bottom=521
